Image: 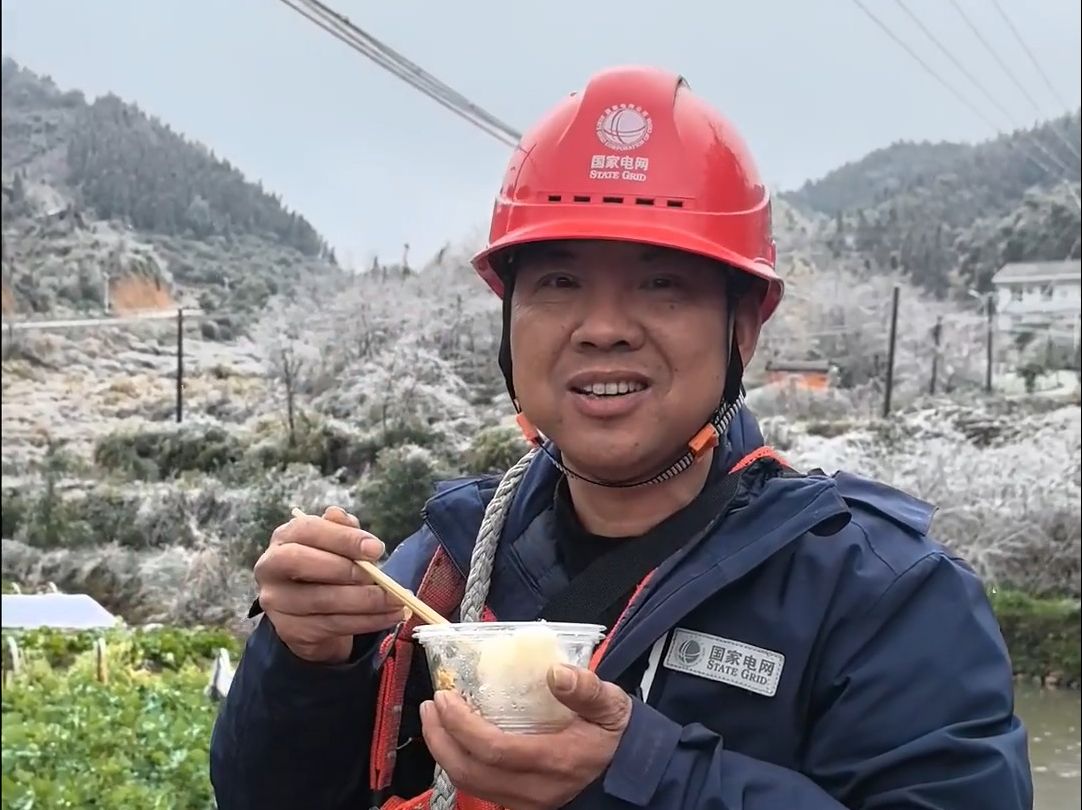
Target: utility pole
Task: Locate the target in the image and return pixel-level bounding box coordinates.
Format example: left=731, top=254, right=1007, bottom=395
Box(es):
left=929, top=316, right=942, bottom=395
left=176, top=307, right=184, bottom=423
left=985, top=294, right=994, bottom=394
left=883, top=284, right=900, bottom=418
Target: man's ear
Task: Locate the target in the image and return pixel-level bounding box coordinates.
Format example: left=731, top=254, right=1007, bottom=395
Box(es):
left=733, top=292, right=764, bottom=368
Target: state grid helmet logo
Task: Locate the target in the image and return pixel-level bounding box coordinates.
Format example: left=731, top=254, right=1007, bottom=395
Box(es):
left=596, top=103, right=653, bottom=151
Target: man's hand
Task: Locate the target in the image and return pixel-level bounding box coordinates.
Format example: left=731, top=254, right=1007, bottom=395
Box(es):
left=254, top=506, right=406, bottom=664
left=420, top=663, right=632, bottom=810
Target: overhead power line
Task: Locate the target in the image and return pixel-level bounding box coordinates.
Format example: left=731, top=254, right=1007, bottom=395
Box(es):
left=989, top=0, right=1076, bottom=115
left=279, top=0, right=520, bottom=145
left=282, top=0, right=1078, bottom=222
left=277, top=0, right=521, bottom=148
left=849, top=0, right=1080, bottom=207
left=892, top=0, right=1078, bottom=176
left=945, top=0, right=1080, bottom=162
left=292, top=0, right=520, bottom=143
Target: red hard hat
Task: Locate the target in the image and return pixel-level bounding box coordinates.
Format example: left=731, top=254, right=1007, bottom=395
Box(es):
left=470, top=65, right=783, bottom=321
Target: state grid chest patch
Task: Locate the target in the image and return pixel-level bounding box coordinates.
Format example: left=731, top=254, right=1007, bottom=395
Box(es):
left=663, top=628, right=785, bottom=697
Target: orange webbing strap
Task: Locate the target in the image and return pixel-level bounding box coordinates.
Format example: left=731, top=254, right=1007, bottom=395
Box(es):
left=370, top=545, right=500, bottom=806
left=731, top=445, right=790, bottom=473
left=384, top=791, right=503, bottom=810
left=370, top=547, right=467, bottom=791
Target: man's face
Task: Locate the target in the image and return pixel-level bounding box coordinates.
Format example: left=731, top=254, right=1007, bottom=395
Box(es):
left=509, top=239, right=760, bottom=482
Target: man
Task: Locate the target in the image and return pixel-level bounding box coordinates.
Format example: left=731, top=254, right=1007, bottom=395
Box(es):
left=210, top=66, right=1032, bottom=809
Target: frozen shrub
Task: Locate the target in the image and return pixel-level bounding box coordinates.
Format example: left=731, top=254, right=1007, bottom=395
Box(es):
left=247, top=414, right=442, bottom=483
left=783, top=404, right=1081, bottom=597
left=94, top=421, right=243, bottom=480
left=463, top=425, right=529, bottom=475
left=357, top=444, right=443, bottom=552
left=225, top=463, right=356, bottom=568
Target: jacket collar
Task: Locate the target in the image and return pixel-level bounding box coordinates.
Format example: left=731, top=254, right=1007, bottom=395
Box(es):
left=422, top=407, right=851, bottom=669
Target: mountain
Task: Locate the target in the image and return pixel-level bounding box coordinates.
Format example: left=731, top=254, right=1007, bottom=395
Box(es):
left=1, top=59, right=1077, bottom=632
left=1, top=58, right=341, bottom=322
left=783, top=113, right=1082, bottom=296
left=787, top=114, right=1081, bottom=216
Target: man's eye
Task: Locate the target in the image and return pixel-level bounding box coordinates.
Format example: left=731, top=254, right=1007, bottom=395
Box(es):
left=539, top=274, right=578, bottom=289
left=646, top=276, right=679, bottom=290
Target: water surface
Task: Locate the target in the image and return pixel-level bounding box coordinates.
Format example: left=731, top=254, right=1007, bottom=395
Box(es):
left=1016, top=684, right=1080, bottom=809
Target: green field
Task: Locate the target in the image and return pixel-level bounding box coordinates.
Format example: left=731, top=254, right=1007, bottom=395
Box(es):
left=1, top=627, right=238, bottom=810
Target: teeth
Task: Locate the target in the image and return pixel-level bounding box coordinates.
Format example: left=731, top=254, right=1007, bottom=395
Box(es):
left=584, top=381, right=645, bottom=396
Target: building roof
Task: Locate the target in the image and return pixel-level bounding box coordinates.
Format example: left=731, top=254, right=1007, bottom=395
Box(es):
left=1, top=593, right=118, bottom=630
left=991, top=260, right=1081, bottom=285
left=765, top=358, right=831, bottom=373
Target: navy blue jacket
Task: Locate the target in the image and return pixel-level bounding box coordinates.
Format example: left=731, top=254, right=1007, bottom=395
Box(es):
left=210, top=408, right=1032, bottom=808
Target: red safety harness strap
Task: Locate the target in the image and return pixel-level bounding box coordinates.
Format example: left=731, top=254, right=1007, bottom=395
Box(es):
left=369, top=546, right=499, bottom=807
left=370, top=547, right=467, bottom=790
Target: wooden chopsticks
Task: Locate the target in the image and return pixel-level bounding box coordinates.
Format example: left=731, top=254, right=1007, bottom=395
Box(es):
left=290, top=507, right=449, bottom=626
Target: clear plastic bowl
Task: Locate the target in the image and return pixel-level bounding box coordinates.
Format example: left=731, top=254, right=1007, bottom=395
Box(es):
left=413, top=621, right=606, bottom=734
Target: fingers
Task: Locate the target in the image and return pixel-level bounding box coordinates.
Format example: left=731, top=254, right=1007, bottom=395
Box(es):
left=271, top=609, right=405, bottom=644
left=322, top=506, right=360, bottom=529
left=428, top=690, right=537, bottom=771
left=270, top=514, right=384, bottom=563
left=421, top=698, right=484, bottom=785
left=258, top=506, right=399, bottom=664
left=259, top=581, right=404, bottom=616
left=548, top=665, right=631, bottom=731
left=421, top=693, right=574, bottom=807
left=255, top=542, right=372, bottom=587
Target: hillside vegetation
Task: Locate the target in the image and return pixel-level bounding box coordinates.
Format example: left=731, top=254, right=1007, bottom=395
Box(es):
left=1, top=58, right=340, bottom=320
left=784, top=112, right=1082, bottom=296
left=788, top=114, right=1081, bottom=215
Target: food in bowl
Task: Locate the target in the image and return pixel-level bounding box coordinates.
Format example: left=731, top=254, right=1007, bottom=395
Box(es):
left=413, top=620, right=606, bottom=733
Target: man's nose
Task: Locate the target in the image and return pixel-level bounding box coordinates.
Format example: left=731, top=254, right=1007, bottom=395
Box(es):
left=570, top=289, right=646, bottom=352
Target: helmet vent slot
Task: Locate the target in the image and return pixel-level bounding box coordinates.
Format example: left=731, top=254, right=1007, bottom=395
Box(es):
left=539, top=194, right=684, bottom=208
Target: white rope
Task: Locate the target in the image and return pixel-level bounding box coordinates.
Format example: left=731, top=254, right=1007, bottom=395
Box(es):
left=429, top=446, right=539, bottom=810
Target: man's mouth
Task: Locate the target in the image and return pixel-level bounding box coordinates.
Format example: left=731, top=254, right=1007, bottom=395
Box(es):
left=570, top=380, right=648, bottom=398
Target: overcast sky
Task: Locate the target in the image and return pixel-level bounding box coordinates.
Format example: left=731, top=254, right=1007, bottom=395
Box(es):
left=3, top=0, right=1079, bottom=268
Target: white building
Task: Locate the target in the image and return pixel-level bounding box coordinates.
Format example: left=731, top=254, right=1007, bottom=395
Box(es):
left=991, top=260, right=1081, bottom=347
